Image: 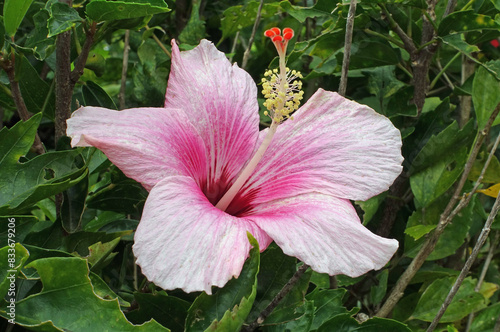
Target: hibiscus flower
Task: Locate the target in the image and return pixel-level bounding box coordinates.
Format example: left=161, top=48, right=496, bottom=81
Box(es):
left=67, top=32, right=403, bottom=294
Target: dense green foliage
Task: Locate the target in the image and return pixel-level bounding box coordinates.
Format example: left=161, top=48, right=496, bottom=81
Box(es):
left=0, top=0, right=499, bottom=331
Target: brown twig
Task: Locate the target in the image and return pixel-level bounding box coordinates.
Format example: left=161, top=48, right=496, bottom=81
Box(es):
left=465, top=230, right=500, bottom=332
left=146, top=25, right=171, bottom=58
left=241, top=0, right=264, bottom=70
left=377, top=103, right=500, bottom=318
left=119, top=30, right=130, bottom=110
left=427, top=191, right=500, bottom=331
left=338, top=0, right=357, bottom=97
left=55, top=13, right=96, bottom=143
left=242, top=264, right=310, bottom=331
left=1, top=51, right=45, bottom=154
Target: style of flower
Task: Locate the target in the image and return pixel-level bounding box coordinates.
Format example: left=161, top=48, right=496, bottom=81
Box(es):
left=66, top=30, right=403, bottom=294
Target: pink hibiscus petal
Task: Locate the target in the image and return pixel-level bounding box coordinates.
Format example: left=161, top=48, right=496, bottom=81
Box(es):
left=66, top=106, right=207, bottom=191
left=233, top=89, right=403, bottom=208
left=133, top=175, right=272, bottom=294
left=166, top=40, right=260, bottom=203
left=247, top=193, right=398, bottom=277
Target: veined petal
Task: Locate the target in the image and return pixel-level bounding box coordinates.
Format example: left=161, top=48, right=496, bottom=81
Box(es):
left=235, top=89, right=403, bottom=206
left=247, top=193, right=398, bottom=277
left=166, top=40, right=259, bottom=203
left=133, top=175, right=272, bottom=294
left=66, top=107, right=207, bottom=191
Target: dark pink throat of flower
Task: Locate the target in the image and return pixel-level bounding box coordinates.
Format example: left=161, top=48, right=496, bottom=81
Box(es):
left=212, top=27, right=298, bottom=215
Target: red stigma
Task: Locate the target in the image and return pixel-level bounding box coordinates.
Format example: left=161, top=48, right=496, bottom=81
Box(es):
left=264, top=27, right=294, bottom=55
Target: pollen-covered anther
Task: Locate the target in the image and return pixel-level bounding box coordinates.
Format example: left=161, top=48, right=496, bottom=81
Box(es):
left=261, top=67, right=304, bottom=123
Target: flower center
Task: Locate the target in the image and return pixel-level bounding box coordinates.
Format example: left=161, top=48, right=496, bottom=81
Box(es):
left=214, top=27, right=302, bottom=212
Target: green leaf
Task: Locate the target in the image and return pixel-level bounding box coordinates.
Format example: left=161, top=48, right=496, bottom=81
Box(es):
left=0, top=243, right=29, bottom=299
left=47, top=1, right=82, bottom=37
left=404, top=224, right=437, bottom=240
left=318, top=313, right=411, bottom=331
left=0, top=17, right=5, bottom=50
left=472, top=60, right=500, bottom=130
left=82, top=81, right=118, bottom=110
left=410, top=121, right=474, bottom=207
left=470, top=302, right=500, bottom=332
left=343, top=41, right=401, bottom=69
left=369, top=269, right=389, bottom=305
left=24, top=9, right=56, bottom=60
left=178, top=0, right=205, bottom=45
left=16, top=55, right=56, bottom=120
left=0, top=114, right=86, bottom=214
left=86, top=0, right=170, bottom=22
left=86, top=237, right=120, bottom=271
left=61, top=171, right=89, bottom=233
left=0, top=216, right=40, bottom=247
left=127, top=292, right=190, bottom=332
left=247, top=244, right=297, bottom=322
left=3, top=0, right=35, bottom=37
left=412, top=277, right=487, bottom=322
left=185, top=233, right=260, bottom=332
left=220, top=1, right=279, bottom=40
left=264, top=300, right=315, bottom=331
left=279, top=0, right=336, bottom=23
left=468, top=152, right=500, bottom=183
left=438, top=11, right=500, bottom=36
left=307, top=288, right=350, bottom=330
left=0, top=257, right=168, bottom=331
left=405, top=194, right=474, bottom=260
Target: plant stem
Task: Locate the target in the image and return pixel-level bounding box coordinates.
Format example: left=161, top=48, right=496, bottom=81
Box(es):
left=338, top=0, right=357, bottom=97
left=1, top=51, right=45, bottom=154
left=429, top=51, right=460, bottom=90
left=119, top=30, right=130, bottom=110
left=146, top=25, right=171, bottom=58
left=465, top=230, right=500, bottom=332
left=427, top=191, right=500, bottom=331
left=376, top=103, right=500, bottom=318
left=242, top=264, right=310, bottom=331
left=241, top=0, right=264, bottom=70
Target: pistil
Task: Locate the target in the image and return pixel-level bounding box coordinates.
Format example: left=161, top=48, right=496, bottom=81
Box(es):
left=215, top=27, right=301, bottom=212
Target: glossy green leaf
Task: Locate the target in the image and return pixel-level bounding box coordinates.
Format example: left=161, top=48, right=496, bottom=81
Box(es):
left=412, top=277, right=487, bottom=322
left=0, top=114, right=86, bottom=214
left=0, top=257, right=168, bottom=331
left=307, top=288, right=349, bottom=330
left=343, top=41, right=401, bottom=69
left=438, top=11, right=500, bottom=36
left=16, top=55, right=56, bottom=120
left=3, top=0, right=34, bottom=37
left=280, top=0, right=336, bottom=23
left=470, top=302, right=500, bottom=332
left=472, top=61, right=500, bottom=130
left=0, top=216, right=39, bottom=247
left=178, top=0, right=205, bottom=45
left=82, top=81, right=118, bottom=110
left=127, top=292, right=189, bottom=332
left=23, top=9, right=56, bottom=60
left=468, top=152, right=500, bottom=183
left=220, top=1, right=279, bottom=40
left=61, top=171, right=88, bottom=233
left=318, top=313, right=412, bottom=331
left=263, top=300, right=315, bottom=331
left=86, top=237, right=120, bottom=271
left=405, top=194, right=474, bottom=260
left=247, top=244, right=297, bottom=322
left=86, top=0, right=170, bottom=22
left=369, top=269, right=389, bottom=305
left=185, top=233, right=260, bottom=332
left=47, top=1, right=82, bottom=37
left=0, top=17, right=5, bottom=50
left=410, top=120, right=474, bottom=207
left=0, top=243, right=29, bottom=299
